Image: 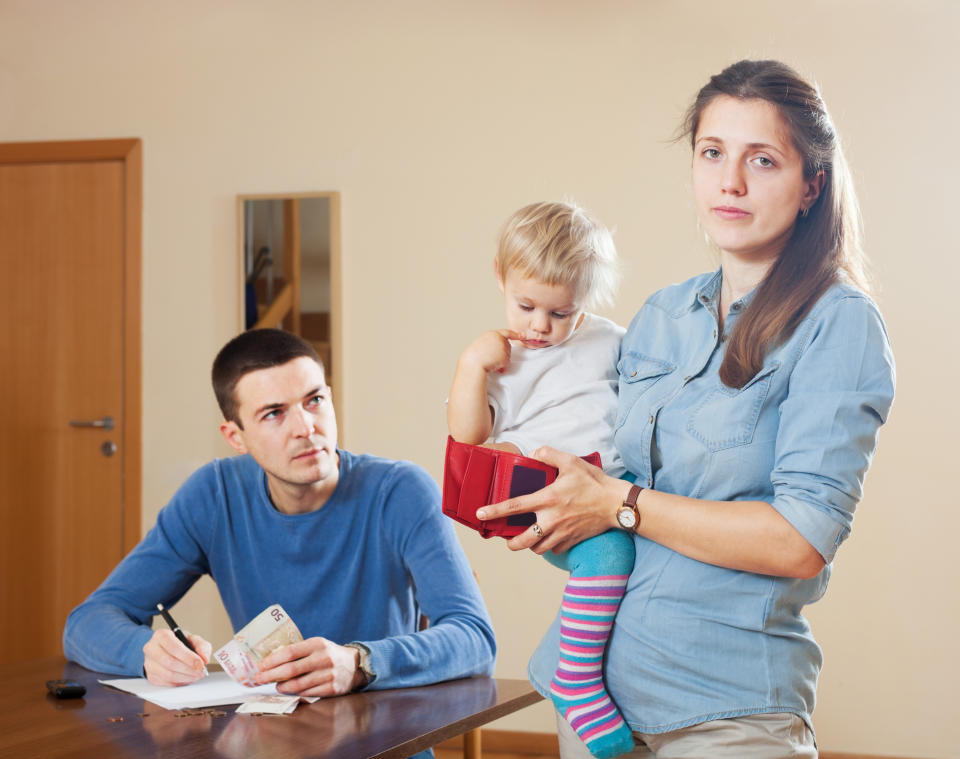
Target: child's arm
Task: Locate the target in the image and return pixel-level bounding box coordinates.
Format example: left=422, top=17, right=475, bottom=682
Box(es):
left=447, top=330, right=519, bottom=445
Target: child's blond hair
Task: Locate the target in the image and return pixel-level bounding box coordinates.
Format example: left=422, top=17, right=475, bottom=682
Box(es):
left=496, top=201, right=619, bottom=311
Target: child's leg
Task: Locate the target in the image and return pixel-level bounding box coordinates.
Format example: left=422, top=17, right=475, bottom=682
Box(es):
left=545, top=530, right=636, bottom=759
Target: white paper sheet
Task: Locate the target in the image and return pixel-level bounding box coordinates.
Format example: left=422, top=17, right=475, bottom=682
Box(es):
left=99, top=671, right=278, bottom=710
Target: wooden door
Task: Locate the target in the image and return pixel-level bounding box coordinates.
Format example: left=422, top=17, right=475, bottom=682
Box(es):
left=0, top=140, right=141, bottom=664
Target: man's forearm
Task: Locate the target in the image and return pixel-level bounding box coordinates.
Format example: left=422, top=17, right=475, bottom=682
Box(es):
left=63, top=601, right=154, bottom=676
left=356, top=617, right=495, bottom=691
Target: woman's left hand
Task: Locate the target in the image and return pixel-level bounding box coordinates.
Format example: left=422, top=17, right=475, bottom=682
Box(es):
left=476, top=446, right=632, bottom=554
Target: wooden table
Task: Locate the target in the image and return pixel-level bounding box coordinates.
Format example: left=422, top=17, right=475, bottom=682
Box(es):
left=0, top=657, right=542, bottom=759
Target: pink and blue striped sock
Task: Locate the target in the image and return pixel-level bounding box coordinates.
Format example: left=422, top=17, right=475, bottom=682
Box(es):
left=545, top=531, right=635, bottom=759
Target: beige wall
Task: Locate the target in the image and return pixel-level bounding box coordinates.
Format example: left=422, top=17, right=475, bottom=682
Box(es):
left=2, top=1, right=956, bottom=755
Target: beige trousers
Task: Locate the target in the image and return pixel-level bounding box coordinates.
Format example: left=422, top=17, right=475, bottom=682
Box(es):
left=556, top=711, right=817, bottom=759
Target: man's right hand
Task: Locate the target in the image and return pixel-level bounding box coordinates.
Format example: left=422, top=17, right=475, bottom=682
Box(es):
left=143, top=628, right=212, bottom=686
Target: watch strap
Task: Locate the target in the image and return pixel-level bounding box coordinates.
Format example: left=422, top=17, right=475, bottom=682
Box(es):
left=624, top=483, right=643, bottom=508
left=617, top=483, right=644, bottom=531
left=345, top=642, right=376, bottom=688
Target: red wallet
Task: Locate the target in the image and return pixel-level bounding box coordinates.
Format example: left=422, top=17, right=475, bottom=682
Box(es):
left=441, top=436, right=602, bottom=539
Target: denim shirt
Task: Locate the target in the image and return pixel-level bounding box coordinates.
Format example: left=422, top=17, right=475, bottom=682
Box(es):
left=528, top=269, right=895, bottom=733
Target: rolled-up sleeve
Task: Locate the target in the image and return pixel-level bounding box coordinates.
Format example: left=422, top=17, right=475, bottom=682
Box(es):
left=770, top=295, right=896, bottom=563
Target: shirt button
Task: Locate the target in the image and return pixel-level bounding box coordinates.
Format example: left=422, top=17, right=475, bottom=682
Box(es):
left=646, top=478, right=652, bottom=487
left=731, top=303, right=741, bottom=311
left=630, top=370, right=637, bottom=377
left=684, top=376, right=690, bottom=382
left=648, top=415, right=654, bottom=424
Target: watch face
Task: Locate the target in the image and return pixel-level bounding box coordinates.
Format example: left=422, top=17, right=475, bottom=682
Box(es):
left=617, top=506, right=637, bottom=529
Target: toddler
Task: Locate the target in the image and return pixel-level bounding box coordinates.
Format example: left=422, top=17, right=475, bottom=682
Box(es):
left=447, top=201, right=635, bottom=759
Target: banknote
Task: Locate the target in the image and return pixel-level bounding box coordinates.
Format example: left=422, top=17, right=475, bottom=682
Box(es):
left=235, top=694, right=300, bottom=715
left=214, top=604, right=303, bottom=686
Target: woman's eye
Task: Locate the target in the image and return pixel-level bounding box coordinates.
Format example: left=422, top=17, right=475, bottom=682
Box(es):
left=703, top=148, right=721, bottom=160
left=519, top=304, right=534, bottom=312
left=551, top=312, right=571, bottom=320
left=754, top=156, right=774, bottom=168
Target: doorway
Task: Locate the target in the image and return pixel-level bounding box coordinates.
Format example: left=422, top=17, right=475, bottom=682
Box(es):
left=0, top=139, right=141, bottom=664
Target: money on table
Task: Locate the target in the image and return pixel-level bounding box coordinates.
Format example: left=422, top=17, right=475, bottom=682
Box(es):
left=235, top=694, right=301, bottom=715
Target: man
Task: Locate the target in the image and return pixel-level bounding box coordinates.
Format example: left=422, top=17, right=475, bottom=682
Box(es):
left=64, top=329, right=495, bottom=696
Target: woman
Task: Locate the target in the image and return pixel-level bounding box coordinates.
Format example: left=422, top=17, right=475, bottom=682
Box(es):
left=476, top=60, right=895, bottom=758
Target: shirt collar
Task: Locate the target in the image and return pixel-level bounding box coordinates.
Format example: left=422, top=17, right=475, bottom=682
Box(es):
left=694, top=268, right=760, bottom=314
left=694, top=269, right=723, bottom=310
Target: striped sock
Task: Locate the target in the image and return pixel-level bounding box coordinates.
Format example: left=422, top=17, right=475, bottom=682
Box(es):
left=545, top=532, right=635, bottom=759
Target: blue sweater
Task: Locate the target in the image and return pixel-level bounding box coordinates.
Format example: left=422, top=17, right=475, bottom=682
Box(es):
left=63, top=450, right=496, bottom=689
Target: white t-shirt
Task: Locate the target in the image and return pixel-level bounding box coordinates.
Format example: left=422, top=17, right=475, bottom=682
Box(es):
left=487, top=312, right=625, bottom=476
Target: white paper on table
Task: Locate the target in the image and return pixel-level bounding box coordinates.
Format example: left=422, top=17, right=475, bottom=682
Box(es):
left=99, top=671, right=278, bottom=710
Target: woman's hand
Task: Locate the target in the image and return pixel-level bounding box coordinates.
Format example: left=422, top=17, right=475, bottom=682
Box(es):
left=477, top=446, right=824, bottom=576
left=476, top=446, right=633, bottom=554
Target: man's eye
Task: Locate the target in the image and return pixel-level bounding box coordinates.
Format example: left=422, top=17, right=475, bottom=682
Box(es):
left=307, top=395, right=324, bottom=407
left=263, top=410, right=282, bottom=420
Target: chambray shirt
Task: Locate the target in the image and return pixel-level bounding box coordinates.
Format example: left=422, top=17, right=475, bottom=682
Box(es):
left=528, top=269, right=895, bottom=733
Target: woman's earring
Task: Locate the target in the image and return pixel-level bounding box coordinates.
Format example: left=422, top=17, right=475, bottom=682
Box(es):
left=799, top=206, right=810, bottom=218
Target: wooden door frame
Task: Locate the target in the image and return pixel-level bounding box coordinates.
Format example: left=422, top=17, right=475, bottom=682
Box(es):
left=0, top=138, right=142, bottom=551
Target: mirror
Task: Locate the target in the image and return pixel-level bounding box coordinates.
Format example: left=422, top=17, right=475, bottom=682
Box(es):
left=238, top=192, right=343, bottom=434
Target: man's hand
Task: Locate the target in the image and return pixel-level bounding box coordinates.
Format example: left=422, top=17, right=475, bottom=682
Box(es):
left=142, top=628, right=212, bottom=687
left=254, top=637, right=365, bottom=697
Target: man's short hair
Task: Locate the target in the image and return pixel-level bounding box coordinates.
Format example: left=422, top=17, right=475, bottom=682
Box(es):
left=212, top=328, right=323, bottom=426
left=496, top=200, right=620, bottom=311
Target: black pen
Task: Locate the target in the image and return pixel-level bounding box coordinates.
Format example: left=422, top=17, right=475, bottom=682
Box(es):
left=156, top=603, right=209, bottom=677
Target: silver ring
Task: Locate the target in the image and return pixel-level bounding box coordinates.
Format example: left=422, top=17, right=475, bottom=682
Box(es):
left=532, top=523, right=544, bottom=538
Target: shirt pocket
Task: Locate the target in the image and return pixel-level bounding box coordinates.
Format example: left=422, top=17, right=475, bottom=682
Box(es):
left=616, top=353, right=676, bottom=428
left=687, top=362, right=779, bottom=452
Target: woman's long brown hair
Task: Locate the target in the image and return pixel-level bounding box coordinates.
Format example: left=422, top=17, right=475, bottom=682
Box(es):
left=681, top=60, right=869, bottom=389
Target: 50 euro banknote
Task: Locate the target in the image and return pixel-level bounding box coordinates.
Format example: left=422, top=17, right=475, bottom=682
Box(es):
left=214, top=604, right=303, bottom=686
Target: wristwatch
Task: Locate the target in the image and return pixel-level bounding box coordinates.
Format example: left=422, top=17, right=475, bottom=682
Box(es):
left=345, top=642, right=376, bottom=689
left=616, top=484, right=644, bottom=531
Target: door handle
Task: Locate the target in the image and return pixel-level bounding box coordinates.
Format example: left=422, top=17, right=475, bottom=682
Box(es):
left=69, top=416, right=115, bottom=431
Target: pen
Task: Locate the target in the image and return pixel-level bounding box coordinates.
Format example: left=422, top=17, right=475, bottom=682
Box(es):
left=156, top=603, right=209, bottom=677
